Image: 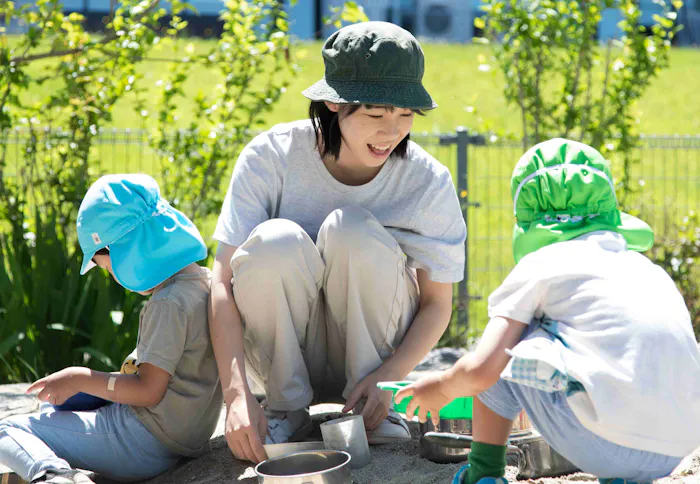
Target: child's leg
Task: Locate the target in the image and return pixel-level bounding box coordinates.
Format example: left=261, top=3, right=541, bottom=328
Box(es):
left=472, top=397, right=513, bottom=445
left=0, top=404, right=179, bottom=482
left=0, top=416, right=72, bottom=481
left=453, top=380, right=523, bottom=484
left=496, top=382, right=680, bottom=482
left=462, top=398, right=513, bottom=484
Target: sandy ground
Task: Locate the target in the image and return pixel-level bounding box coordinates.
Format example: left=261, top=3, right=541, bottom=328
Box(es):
left=2, top=389, right=699, bottom=483
left=109, top=403, right=700, bottom=484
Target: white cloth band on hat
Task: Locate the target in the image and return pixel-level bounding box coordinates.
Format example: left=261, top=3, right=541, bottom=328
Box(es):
left=155, top=198, right=170, bottom=215
left=512, top=164, right=616, bottom=216
left=543, top=213, right=600, bottom=223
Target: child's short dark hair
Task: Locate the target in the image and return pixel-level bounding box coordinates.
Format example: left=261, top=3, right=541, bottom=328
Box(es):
left=308, top=101, right=424, bottom=161
left=92, top=247, right=110, bottom=264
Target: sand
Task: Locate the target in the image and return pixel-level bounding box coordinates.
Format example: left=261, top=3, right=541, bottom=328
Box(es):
left=133, top=403, right=700, bottom=484
left=2, top=387, right=698, bottom=483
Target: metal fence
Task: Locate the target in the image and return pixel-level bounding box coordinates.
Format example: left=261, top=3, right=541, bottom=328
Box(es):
left=4, top=128, right=699, bottom=334
left=413, top=130, right=700, bottom=333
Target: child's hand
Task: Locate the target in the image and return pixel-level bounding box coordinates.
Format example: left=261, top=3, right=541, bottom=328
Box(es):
left=394, top=371, right=454, bottom=426
left=26, top=367, right=89, bottom=405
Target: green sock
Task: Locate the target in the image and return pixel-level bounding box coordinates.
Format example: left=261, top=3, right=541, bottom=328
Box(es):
left=466, top=441, right=507, bottom=484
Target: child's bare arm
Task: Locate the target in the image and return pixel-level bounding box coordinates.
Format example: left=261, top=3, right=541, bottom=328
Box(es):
left=27, top=363, right=170, bottom=408
left=395, top=316, right=527, bottom=424
left=444, top=316, right=527, bottom=395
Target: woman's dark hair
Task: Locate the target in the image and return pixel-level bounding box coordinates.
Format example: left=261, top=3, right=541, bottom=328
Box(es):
left=309, top=101, right=424, bottom=161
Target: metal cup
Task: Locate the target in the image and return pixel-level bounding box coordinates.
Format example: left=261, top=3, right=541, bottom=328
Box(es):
left=320, top=415, right=371, bottom=469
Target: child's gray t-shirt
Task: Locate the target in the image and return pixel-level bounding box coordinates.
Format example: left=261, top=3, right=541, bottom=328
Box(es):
left=131, top=267, right=223, bottom=457
left=213, top=120, right=466, bottom=283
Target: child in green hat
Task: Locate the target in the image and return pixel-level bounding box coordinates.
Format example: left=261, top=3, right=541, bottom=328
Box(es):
left=395, top=138, right=700, bottom=484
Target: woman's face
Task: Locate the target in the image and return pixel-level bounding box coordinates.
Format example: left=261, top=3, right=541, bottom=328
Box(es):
left=327, top=103, right=415, bottom=170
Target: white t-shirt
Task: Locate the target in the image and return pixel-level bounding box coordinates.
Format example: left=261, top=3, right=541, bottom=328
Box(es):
left=489, top=230, right=700, bottom=457
left=213, top=120, right=466, bottom=283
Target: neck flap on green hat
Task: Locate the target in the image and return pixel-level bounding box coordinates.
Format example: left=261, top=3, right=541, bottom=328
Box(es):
left=510, top=138, right=654, bottom=263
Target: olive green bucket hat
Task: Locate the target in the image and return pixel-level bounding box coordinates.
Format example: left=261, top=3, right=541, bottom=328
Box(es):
left=511, top=138, right=654, bottom=263
left=302, top=21, right=437, bottom=110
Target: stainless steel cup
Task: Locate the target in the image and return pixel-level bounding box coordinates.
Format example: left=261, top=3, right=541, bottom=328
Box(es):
left=320, top=415, right=371, bottom=469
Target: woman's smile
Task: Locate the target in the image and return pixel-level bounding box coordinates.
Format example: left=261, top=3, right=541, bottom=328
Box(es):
left=368, top=143, right=394, bottom=158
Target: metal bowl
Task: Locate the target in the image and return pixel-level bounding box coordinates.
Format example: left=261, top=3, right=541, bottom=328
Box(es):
left=419, top=418, right=473, bottom=463
left=418, top=410, right=533, bottom=463
left=254, top=450, right=351, bottom=484
left=420, top=429, right=579, bottom=479
left=509, top=432, right=579, bottom=479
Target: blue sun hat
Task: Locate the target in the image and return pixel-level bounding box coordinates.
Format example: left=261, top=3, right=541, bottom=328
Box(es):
left=77, top=174, right=207, bottom=292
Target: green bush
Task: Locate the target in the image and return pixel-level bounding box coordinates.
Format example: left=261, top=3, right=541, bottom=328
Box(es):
left=0, top=0, right=296, bottom=382
left=145, top=0, right=295, bottom=223
left=478, top=0, right=682, bottom=202
left=0, top=201, right=144, bottom=382
left=649, top=211, right=700, bottom=337
left=0, top=0, right=193, bottom=382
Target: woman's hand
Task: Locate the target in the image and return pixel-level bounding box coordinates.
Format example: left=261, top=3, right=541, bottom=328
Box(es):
left=26, top=367, right=89, bottom=405
left=225, top=390, right=268, bottom=463
left=393, top=370, right=454, bottom=426
left=343, top=371, right=393, bottom=431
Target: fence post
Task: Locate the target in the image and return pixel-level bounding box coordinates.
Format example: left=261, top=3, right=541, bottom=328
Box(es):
left=456, top=127, right=470, bottom=333
left=441, top=127, right=485, bottom=339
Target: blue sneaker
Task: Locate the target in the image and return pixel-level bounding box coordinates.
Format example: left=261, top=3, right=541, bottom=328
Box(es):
left=452, top=465, right=508, bottom=484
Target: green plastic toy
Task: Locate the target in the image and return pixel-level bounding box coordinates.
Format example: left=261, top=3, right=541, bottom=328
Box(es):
left=376, top=381, right=473, bottom=419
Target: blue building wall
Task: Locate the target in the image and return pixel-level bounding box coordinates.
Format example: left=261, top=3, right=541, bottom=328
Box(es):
left=30, top=0, right=315, bottom=40
left=330, top=0, right=674, bottom=43
left=13, top=0, right=694, bottom=44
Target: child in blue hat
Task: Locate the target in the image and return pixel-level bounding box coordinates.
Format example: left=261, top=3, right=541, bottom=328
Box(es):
left=0, top=174, right=223, bottom=484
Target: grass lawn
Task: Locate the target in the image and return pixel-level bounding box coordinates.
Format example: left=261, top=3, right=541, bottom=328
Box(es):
left=13, top=38, right=700, bottom=135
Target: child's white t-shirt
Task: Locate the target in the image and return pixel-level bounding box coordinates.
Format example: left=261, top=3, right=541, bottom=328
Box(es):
left=489, top=230, right=700, bottom=457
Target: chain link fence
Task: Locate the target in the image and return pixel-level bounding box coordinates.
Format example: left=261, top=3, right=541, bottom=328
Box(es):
left=3, top=127, right=698, bottom=338
left=415, top=132, right=700, bottom=335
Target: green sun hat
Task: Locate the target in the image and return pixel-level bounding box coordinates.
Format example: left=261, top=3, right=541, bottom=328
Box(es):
left=302, top=21, right=437, bottom=110
left=511, top=138, right=654, bottom=263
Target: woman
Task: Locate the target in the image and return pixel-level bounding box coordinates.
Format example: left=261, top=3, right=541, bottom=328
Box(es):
left=209, top=21, right=466, bottom=463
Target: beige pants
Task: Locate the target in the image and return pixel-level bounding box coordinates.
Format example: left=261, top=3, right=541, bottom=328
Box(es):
left=230, top=206, right=420, bottom=411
